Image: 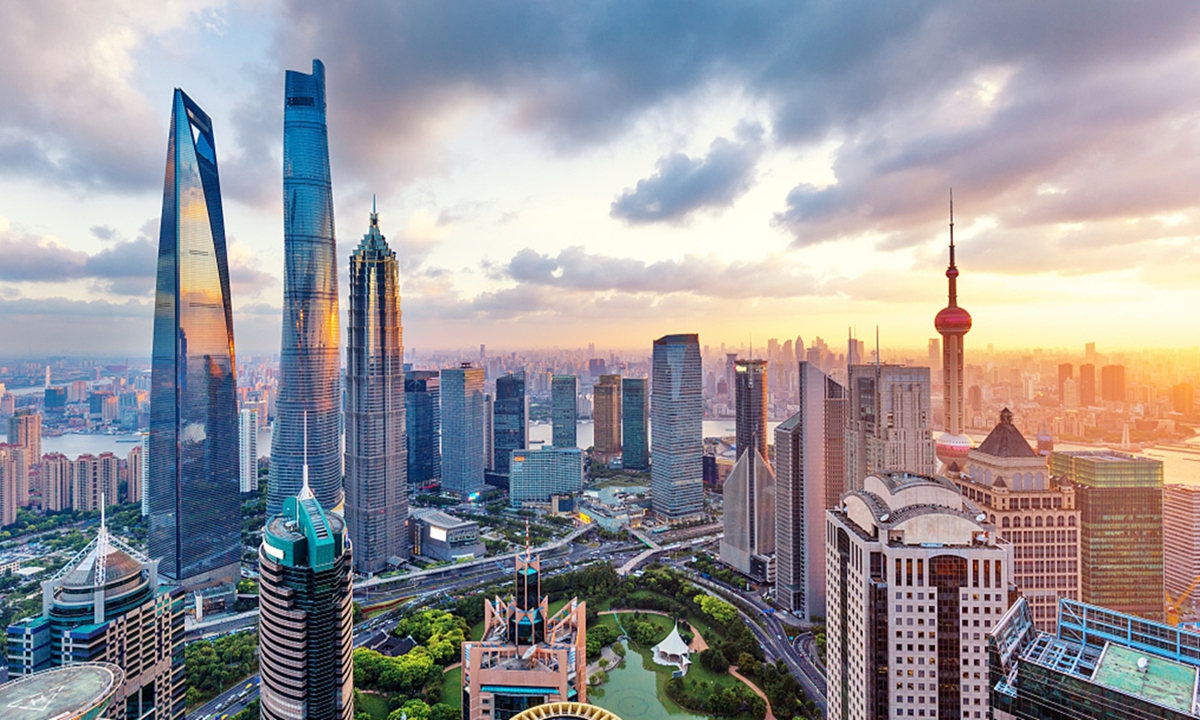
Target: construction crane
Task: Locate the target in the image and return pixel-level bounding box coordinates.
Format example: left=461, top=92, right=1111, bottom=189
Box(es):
left=1165, top=574, right=1200, bottom=627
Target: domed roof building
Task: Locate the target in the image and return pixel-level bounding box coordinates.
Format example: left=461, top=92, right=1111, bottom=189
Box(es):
left=510, top=703, right=622, bottom=720
left=6, top=509, right=186, bottom=719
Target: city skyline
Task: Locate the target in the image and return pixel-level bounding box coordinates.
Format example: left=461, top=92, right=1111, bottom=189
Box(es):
left=5, top=5, right=1200, bottom=354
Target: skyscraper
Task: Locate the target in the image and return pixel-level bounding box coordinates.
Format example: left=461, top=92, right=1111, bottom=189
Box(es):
left=126, top=443, right=143, bottom=505
left=405, top=370, right=441, bottom=489
left=719, top=446, right=774, bottom=580
left=734, top=359, right=767, bottom=461
left=72, top=453, right=119, bottom=512
left=271, top=59, right=342, bottom=516
left=1057, top=362, right=1073, bottom=401
left=775, top=362, right=844, bottom=618
left=6, top=410, right=41, bottom=474
left=844, top=363, right=935, bottom=490
left=441, top=365, right=486, bottom=496
left=509, top=447, right=584, bottom=507
left=826, top=472, right=1012, bottom=720
left=1100, top=364, right=1126, bottom=403
left=934, top=197, right=973, bottom=470
left=621, top=378, right=649, bottom=471
left=148, top=89, right=241, bottom=589
left=651, top=334, right=703, bottom=520
left=551, top=375, right=577, bottom=448
left=1078, top=363, right=1096, bottom=407
left=593, top=374, right=622, bottom=462
left=239, top=408, right=258, bottom=493
left=1049, top=451, right=1164, bottom=621
left=1163, top=484, right=1200, bottom=622
left=461, top=548, right=587, bottom=719
left=345, top=206, right=409, bottom=573
left=6, top=514, right=186, bottom=719
left=494, top=372, right=528, bottom=478
left=259, top=480, right=354, bottom=720
left=40, top=452, right=70, bottom=512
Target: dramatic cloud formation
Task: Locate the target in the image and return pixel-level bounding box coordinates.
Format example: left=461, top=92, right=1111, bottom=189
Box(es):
left=611, top=123, right=764, bottom=223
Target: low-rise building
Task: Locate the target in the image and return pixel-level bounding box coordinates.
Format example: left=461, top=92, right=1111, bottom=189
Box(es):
left=410, top=508, right=486, bottom=562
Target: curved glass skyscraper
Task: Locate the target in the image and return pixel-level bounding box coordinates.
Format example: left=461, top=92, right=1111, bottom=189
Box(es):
left=148, top=89, right=242, bottom=588
left=271, top=59, right=343, bottom=516
left=345, top=206, right=408, bottom=573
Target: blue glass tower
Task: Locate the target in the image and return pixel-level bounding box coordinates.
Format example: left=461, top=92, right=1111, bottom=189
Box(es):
left=651, top=334, right=703, bottom=519
left=271, top=59, right=343, bottom=516
left=148, top=89, right=242, bottom=588
left=405, top=370, right=441, bottom=488
left=621, top=377, right=648, bottom=470
left=493, top=371, right=528, bottom=476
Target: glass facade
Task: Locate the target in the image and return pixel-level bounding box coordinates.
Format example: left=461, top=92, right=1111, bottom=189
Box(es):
left=650, top=334, right=703, bottom=519
left=271, top=59, right=343, bottom=516
left=344, top=209, right=408, bottom=573
left=1049, top=451, right=1164, bottom=620
left=148, top=89, right=241, bottom=587
left=405, top=370, right=441, bottom=488
left=493, top=372, right=528, bottom=476
left=735, top=359, right=767, bottom=461
left=441, top=366, right=486, bottom=496
left=621, top=378, right=648, bottom=470
left=550, top=375, right=577, bottom=448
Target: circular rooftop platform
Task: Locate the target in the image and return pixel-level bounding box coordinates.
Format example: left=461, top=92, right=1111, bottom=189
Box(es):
left=511, top=702, right=623, bottom=720
left=0, top=663, right=124, bottom=720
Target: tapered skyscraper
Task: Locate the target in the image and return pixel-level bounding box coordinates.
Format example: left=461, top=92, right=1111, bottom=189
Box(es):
left=345, top=205, right=408, bottom=573
left=148, top=89, right=241, bottom=589
left=271, top=59, right=342, bottom=516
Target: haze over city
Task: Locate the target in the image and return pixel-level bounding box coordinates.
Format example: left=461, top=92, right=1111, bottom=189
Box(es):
left=3, top=2, right=1200, bottom=355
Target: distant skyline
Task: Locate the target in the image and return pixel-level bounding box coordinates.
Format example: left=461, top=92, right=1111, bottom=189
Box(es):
left=3, top=3, right=1200, bottom=355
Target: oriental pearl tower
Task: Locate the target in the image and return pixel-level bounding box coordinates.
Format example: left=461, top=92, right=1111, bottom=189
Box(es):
left=935, top=193, right=973, bottom=471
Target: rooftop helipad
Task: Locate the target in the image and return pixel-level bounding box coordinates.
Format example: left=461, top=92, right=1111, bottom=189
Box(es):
left=0, top=663, right=123, bottom=720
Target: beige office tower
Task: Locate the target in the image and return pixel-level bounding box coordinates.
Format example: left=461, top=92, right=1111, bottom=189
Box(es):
left=126, top=444, right=143, bottom=506
left=7, top=410, right=42, bottom=472
left=1164, top=483, right=1200, bottom=623
left=41, top=452, right=71, bottom=511
left=844, top=364, right=936, bottom=493
left=0, top=444, right=28, bottom=525
left=461, top=549, right=587, bottom=719
left=593, top=374, right=622, bottom=462
left=949, top=409, right=1079, bottom=632
left=826, top=472, right=1012, bottom=720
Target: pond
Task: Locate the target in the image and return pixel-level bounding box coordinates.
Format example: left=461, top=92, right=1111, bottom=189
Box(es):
left=588, top=641, right=705, bottom=720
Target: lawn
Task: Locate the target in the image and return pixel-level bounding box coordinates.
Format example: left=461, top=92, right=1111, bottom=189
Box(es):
left=441, top=666, right=462, bottom=711
left=356, top=692, right=391, bottom=720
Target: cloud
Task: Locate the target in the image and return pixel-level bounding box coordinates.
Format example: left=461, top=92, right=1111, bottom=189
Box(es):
left=611, top=122, right=764, bottom=223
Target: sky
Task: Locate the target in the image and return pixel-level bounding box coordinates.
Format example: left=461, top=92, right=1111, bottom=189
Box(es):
left=2, top=1, right=1200, bottom=357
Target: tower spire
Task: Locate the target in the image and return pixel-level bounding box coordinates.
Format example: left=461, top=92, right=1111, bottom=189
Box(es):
left=946, top=188, right=959, bottom=308
left=299, top=411, right=313, bottom=500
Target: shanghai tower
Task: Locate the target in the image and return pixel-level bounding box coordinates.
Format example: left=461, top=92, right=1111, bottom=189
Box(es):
left=148, top=89, right=242, bottom=589
left=345, top=204, right=409, bottom=573
left=271, top=59, right=343, bottom=516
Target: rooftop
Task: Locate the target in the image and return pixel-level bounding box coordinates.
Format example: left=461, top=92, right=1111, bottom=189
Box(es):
left=411, top=507, right=475, bottom=529
left=0, top=663, right=123, bottom=720
left=1092, top=643, right=1199, bottom=715
left=975, top=409, right=1038, bottom=459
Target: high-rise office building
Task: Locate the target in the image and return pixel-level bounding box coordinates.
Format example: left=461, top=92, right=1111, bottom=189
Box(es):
left=461, top=549, right=587, bottom=720
left=927, top=338, right=940, bottom=386
left=7, top=410, right=41, bottom=473
left=1048, top=451, right=1163, bottom=621
left=509, top=447, right=584, bottom=507
left=844, top=363, right=935, bottom=491
left=1100, top=364, right=1126, bottom=403
left=651, top=334, right=703, bottom=520
left=989, top=597, right=1200, bottom=720
left=259, top=481, right=354, bottom=720
left=405, top=370, right=441, bottom=489
left=1164, top=484, right=1200, bottom=623
left=126, top=444, right=143, bottom=506
left=1171, top=382, right=1196, bottom=414
left=139, top=431, right=150, bottom=517
left=484, top=392, right=495, bottom=474
left=621, top=378, right=649, bottom=471
left=40, top=452, right=71, bottom=512
left=441, top=365, right=486, bottom=496
left=775, top=362, right=844, bottom=618
left=719, top=446, right=774, bottom=580
left=734, top=359, right=767, bottom=461
left=551, top=375, right=578, bottom=448
left=593, top=374, right=622, bottom=462
left=826, top=472, right=1012, bottom=720
left=345, top=206, right=409, bottom=573
left=0, top=444, right=26, bottom=525
left=494, top=372, right=528, bottom=478
left=933, top=204, right=973, bottom=470
left=271, top=59, right=343, bottom=516
left=950, top=409, right=1080, bottom=632
left=1057, top=363, right=1073, bottom=401
left=6, top=514, right=186, bottom=719
left=239, top=408, right=258, bottom=493
left=148, top=88, right=241, bottom=590
left=72, top=453, right=119, bottom=512
left=1078, top=363, right=1096, bottom=407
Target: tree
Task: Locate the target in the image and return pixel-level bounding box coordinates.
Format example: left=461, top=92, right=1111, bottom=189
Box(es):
left=430, top=704, right=458, bottom=720
left=389, top=699, right=431, bottom=720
